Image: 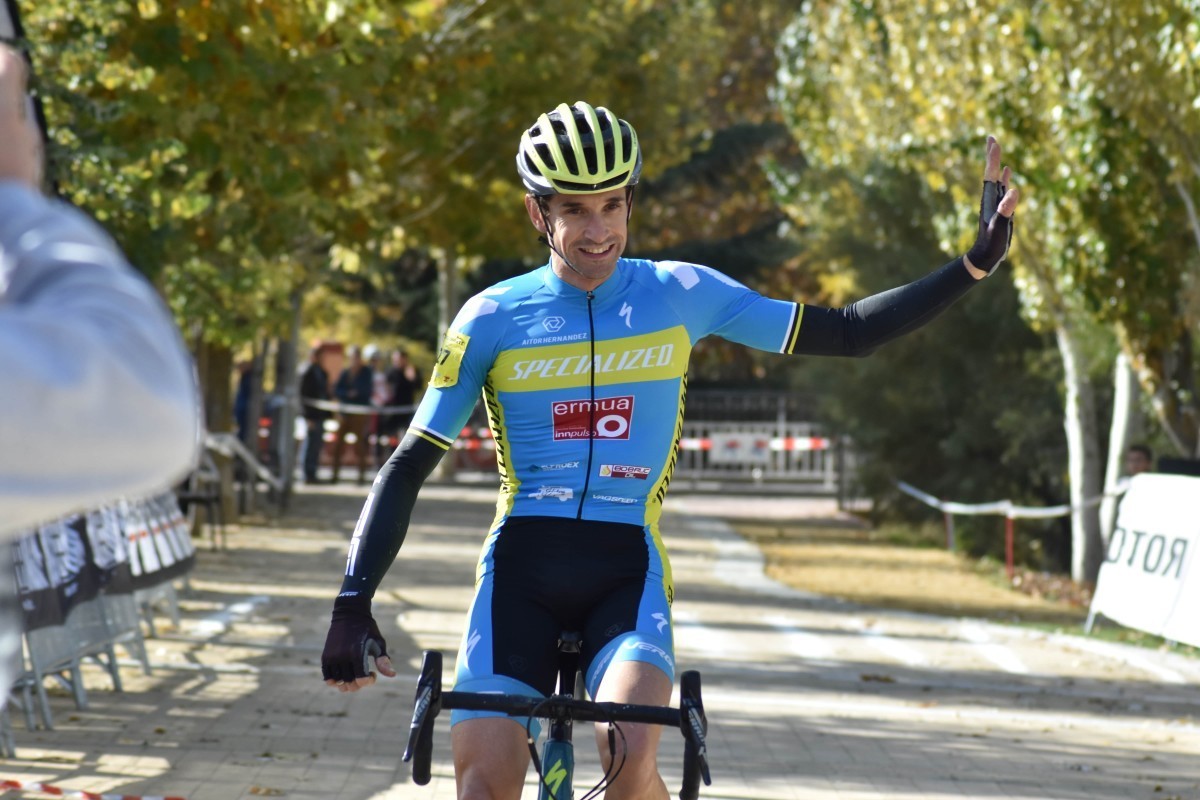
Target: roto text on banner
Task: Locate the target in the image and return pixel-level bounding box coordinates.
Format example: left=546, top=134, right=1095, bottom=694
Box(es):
left=1089, top=474, right=1200, bottom=648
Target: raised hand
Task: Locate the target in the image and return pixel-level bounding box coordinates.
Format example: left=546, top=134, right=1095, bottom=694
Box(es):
left=964, top=136, right=1019, bottom=277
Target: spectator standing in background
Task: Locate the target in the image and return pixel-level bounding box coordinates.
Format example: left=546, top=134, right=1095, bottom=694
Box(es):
left=1124, top=444, right=1153, bottom=478
left=299, top=344, right=333, bottom=483
left=384, top=349, right=422, bottom=436
left=233, top=358, right=254, bottom=445
left=364, top=344, right=390, bottom=467
left=332, top=344, right=374, bottom=484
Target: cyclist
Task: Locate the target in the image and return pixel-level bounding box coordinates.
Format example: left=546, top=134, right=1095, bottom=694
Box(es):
left=322, top=101, right=1018, bottom=800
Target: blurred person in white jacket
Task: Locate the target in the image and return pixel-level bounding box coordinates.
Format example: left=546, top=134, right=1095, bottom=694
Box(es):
left=0, top=43, right=200, bottom=536
left=1, top=40, right=201, bottom=697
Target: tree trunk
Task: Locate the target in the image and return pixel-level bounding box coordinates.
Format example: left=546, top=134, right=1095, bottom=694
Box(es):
left=277, top=293, right=302, bottom=502
left=435, top=254, right=459, bottom=482
left=195, top=339, right=237, bottom=525
left=240, top=337, right=268, bottom=515
left=1099, top=350, right=1141, bottom=545
left=1174, top=177, right=1200, bottom=253
left=1137, top=328, right=1200, bottom=458
left=1056, top=321, right=1104, bottom=584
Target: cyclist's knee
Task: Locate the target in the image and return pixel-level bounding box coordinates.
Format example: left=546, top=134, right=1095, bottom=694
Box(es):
left=452, top=718, right=528, bottom=800
left=456, top=758, right=526, bottom=800
left=597, top=720, right=662, bottom=770
left=597, top=735, right=668, bottom=800
left=456, top=773, right=522, bottom=800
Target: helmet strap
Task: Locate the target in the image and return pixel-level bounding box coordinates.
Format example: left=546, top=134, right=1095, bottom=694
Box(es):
left=536, top=199, right=588, bottom=281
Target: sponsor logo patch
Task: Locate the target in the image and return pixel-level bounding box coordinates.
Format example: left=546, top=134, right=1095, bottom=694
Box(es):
left=599, top=464, right=651, bottom=480
left=530, top=461, right=581, bottom=473
left=542, top=315, right=566, bottom=332
left=520, top=332, right=588, bottom=347
left=619, top=639, right=675, bottom=670
left=511, top=345, right=676, bottom=383
left=591, top=494, right=639, bottom=505
left=552, top=395, right=633, bottom=441
left=529, top=485, right=574, bottom=501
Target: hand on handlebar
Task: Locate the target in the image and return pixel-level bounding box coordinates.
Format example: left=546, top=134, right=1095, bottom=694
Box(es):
left=321, top=593, right=396, bottom=692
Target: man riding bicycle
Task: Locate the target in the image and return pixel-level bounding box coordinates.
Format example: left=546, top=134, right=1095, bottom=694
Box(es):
left=321, top=101, right=1018, bottom=800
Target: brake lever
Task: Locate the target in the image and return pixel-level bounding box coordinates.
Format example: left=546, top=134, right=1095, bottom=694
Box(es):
left=402, top=682, right=435, bottom=762
left=682, top=703, right=712, bottom=785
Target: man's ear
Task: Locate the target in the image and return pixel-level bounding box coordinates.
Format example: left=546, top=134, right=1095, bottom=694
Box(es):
left=524, top=194, right=546, bottom=233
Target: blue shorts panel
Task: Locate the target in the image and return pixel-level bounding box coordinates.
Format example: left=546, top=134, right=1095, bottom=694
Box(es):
left=584, top=629, right=676, bottom=699
left=449, top=673, right=546, bottom=741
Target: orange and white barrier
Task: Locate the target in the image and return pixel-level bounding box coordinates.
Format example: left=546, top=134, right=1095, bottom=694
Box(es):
left=0, top=778, right=185, bottom=800
left=678, top=436, right=829, bottom=452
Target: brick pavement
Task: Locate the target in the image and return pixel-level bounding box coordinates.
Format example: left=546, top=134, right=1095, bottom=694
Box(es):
left=2, top=484, right=1198, bottom=800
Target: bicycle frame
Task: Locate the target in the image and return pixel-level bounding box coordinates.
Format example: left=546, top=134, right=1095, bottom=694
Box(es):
left=537, top=631, right=581, bottom=800
left=403, top=636, right=711, bottom=800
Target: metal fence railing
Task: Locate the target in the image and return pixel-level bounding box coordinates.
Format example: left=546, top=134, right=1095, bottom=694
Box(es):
left=675, top=420, right=840, bottom=490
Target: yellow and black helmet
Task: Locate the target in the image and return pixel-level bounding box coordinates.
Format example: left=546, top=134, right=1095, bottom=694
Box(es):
left=517, top=101, right=642, bottom=196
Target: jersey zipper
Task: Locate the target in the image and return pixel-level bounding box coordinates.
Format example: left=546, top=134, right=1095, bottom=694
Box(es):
left=576, top=290, right=597, bottom=519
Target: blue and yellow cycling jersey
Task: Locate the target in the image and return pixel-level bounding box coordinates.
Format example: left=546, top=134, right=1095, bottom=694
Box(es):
left=407, top=257, right=801, bottom=529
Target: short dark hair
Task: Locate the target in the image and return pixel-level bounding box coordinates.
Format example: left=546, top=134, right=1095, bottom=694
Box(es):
left=1128, top=443, right=1153, bottom=461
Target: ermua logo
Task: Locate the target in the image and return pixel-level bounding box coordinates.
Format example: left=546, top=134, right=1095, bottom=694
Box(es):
left=552, top=396, right=634, bottom=440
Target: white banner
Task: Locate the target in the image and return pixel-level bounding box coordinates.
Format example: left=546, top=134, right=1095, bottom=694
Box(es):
left=1089, top=474, right=1200, bottom=648
left=708, top=432, right=773, bottom=465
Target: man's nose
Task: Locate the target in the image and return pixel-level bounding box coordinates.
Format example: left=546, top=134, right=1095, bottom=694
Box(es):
left=584, top=212, right=609, bottom=241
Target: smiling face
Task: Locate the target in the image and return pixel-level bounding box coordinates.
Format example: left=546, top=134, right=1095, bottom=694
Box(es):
left=525, top=188, right=630, bottom=291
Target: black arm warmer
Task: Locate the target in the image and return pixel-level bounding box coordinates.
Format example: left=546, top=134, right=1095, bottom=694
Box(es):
left=337, top=433, right=445, bottom=600
left=792, top=257, right=978, bottom=357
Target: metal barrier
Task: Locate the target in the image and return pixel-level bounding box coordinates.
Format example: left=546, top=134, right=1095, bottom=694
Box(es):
left=447, top=418, right=851, bottom=495
left=676, top=420, right=839, bottom=489
left=7, top=492, right=194, bottom=733
left=15, top=592, right=150, bottom=731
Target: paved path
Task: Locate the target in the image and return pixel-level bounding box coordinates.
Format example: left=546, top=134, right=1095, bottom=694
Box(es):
left=3, top=485, right=1199, bottom=800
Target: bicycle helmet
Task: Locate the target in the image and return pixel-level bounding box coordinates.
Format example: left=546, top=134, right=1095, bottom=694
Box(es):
left=516, top=101, right=642, bottom=196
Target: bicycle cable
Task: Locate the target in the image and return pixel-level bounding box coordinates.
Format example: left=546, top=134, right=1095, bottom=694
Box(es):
left=523, top=699, right=628, bottom=800
left=525, top=699, right=559, bottom=800
left=580, top=714, right=627, bottom=800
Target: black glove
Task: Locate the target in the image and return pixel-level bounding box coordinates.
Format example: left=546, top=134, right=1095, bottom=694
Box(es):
left=964, top=179, right=1014, bottom=276
left=321, top=593, right=388, bottom=683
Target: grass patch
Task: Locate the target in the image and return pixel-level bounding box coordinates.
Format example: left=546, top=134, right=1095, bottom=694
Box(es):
left=734, top=519, right=1086, bottom=625
left=734, top=518, right=1200, bottom=659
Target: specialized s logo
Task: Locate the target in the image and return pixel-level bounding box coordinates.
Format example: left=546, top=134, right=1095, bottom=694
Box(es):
left=619, top=302, right=633, bottom=328
left=543, top=759, right=569, bottom=796
left=464, top=629, right=482, bottom=663
left=552, top=396, right=633, bottom=440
